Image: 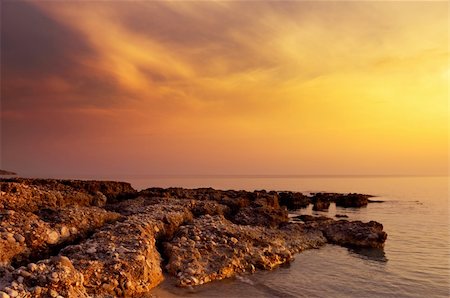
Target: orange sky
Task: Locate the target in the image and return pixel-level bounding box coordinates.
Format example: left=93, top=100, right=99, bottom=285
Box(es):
left=1, top=1, right=448, bottom=176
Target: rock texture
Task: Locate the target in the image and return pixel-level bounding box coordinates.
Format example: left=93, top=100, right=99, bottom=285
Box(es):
left=0, top=179, right=387, bottom=297
left=164, top=215, right=325, bottom=286
left=0, top=207, right=120, bottom=267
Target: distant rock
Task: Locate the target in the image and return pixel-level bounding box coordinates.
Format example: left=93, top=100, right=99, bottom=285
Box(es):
left=0, top=170, right=16, bottom=176
left=311, top=192, right=372, bottom=208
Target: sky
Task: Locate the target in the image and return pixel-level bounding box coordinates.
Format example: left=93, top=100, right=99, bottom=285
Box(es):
left=1, top=0, right=448, bottom=177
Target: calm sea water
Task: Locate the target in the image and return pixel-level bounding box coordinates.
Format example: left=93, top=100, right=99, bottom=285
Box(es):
left=69, top=176, right=450, bottom=297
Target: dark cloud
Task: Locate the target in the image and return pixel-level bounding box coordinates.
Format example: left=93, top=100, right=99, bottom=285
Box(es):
left=1, top=1, right=93, bottom=76
left=1, top=1, right=124, bottom=111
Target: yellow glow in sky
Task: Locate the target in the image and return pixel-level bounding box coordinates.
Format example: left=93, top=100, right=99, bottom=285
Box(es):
left=2, top=1, right=448, bottom=176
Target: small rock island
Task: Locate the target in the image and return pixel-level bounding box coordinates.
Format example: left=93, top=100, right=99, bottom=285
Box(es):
left=0, top=178, right=387, bottom=297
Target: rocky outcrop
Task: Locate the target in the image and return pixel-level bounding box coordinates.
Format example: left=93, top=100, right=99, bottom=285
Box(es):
left=0, top=180, right=387, bottom=297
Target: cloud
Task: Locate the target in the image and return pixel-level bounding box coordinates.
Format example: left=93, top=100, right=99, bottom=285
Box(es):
left=1, top=0, right=448, bottom=175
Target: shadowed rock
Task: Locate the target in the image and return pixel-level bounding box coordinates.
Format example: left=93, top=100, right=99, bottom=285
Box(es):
left=278, top=192, right=311, bottom=210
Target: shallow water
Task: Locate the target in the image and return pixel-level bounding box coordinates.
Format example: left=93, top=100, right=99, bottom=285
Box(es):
left=80, top=176, right=450, bottom=297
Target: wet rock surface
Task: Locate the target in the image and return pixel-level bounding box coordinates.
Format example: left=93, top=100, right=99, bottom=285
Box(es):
left=0, top=179, right=387, bottom=297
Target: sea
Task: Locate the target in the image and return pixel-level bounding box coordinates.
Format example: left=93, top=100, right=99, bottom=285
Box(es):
left=42, top=175, right=450, bottom=297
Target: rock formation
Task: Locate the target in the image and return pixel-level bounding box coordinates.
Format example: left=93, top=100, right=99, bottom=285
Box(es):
left=0, top=179, right=387, bottom=297
left=0, top=170, right=16, bottom=176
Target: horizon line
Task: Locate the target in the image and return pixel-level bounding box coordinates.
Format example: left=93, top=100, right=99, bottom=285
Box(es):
left=15, top=173, right=450, bottom=179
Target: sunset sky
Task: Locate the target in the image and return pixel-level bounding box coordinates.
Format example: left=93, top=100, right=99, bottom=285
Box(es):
left=1, top=1, right=448, bottom=177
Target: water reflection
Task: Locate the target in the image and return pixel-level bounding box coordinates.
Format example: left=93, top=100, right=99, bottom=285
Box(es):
left=348, top=246, right=388, bottom=263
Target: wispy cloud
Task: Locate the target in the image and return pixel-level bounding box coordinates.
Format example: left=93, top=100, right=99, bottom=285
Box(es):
left=1, top=1, right=448, bottom=175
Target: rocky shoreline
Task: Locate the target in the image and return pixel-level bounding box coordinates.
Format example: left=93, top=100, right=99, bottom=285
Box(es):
left=0, top=178, right=387, bottom=297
